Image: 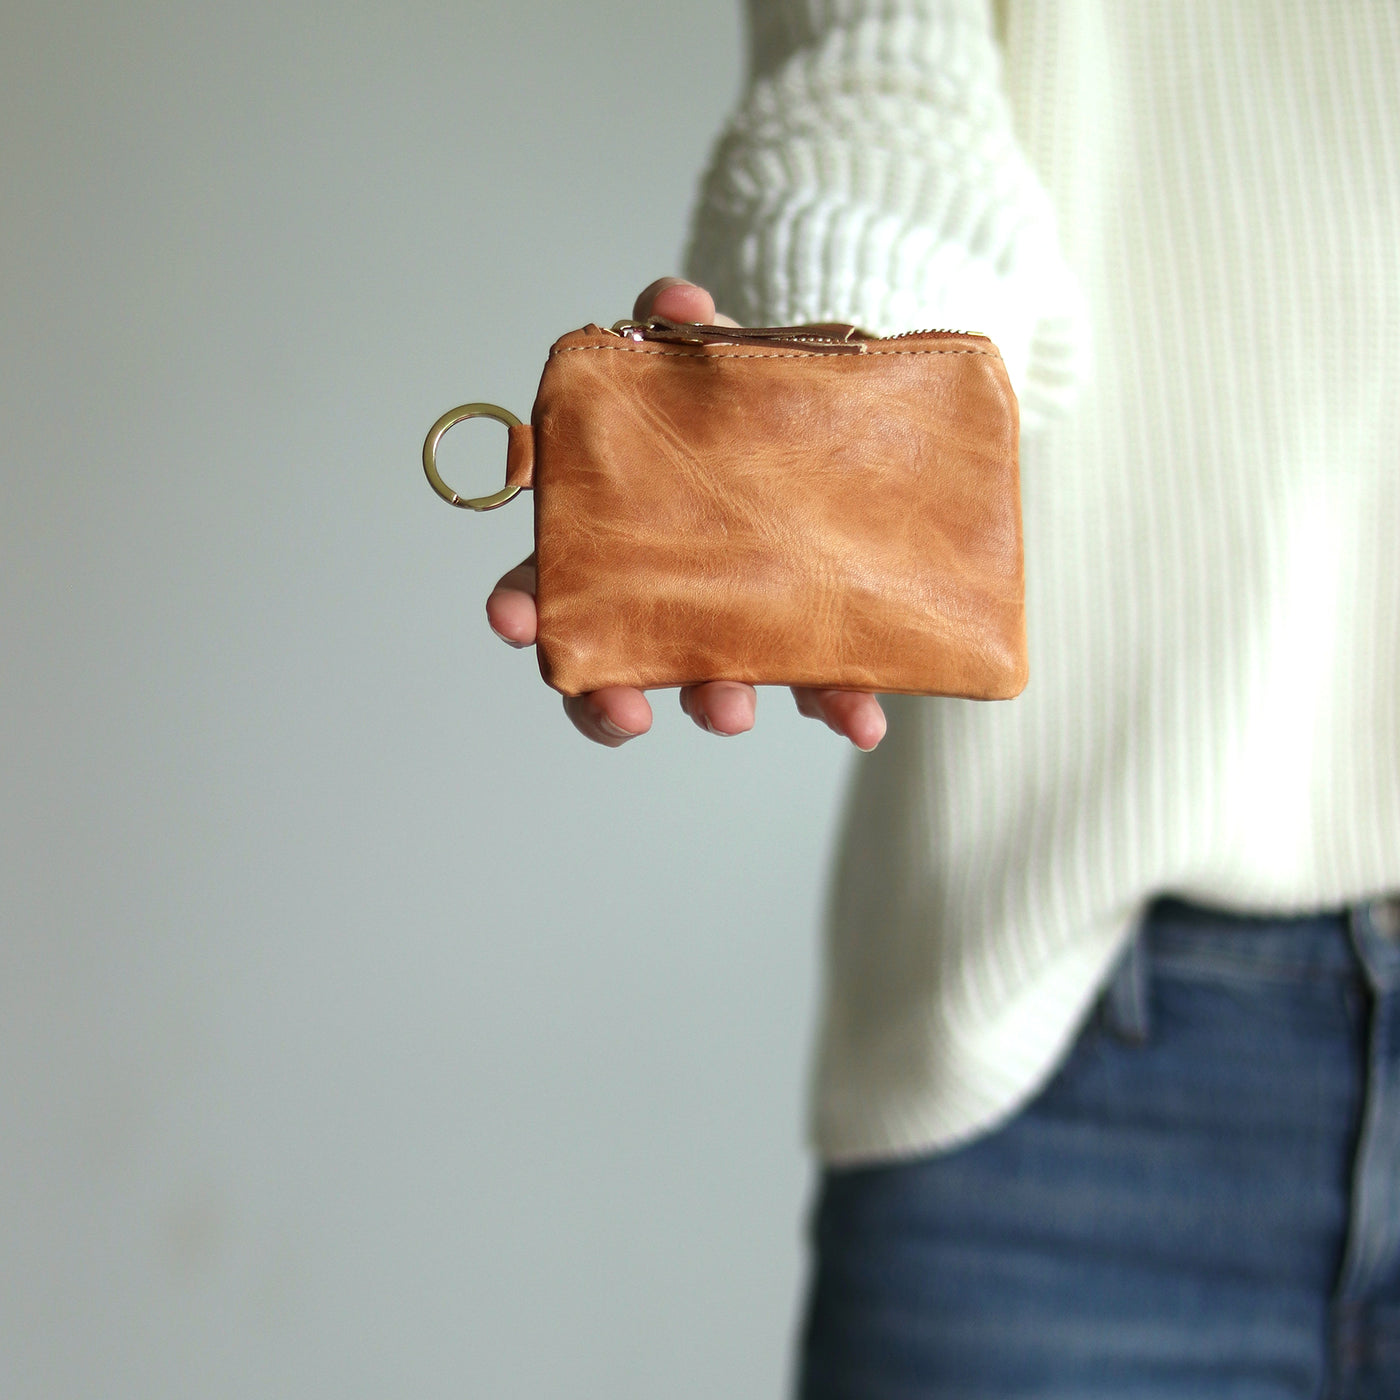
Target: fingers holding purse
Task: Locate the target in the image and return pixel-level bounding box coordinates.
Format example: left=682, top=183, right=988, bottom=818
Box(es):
left=485, top=553, right=649, bottom=745
left=486, top=551, right=883, bottom=749
left=462, top=269, right=1022, bottom=750
left=486, top=552, right=758, bottom=745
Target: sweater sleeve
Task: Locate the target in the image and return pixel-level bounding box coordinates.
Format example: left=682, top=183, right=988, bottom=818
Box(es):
left=683, top=0, right=1089, bottom=427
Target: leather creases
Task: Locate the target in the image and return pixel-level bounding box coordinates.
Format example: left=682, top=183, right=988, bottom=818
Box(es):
left=517, top=322, right=1026, bottom=699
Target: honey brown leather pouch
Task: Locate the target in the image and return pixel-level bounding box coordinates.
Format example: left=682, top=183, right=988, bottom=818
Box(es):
left=422, top=316, right=1026, bottom=700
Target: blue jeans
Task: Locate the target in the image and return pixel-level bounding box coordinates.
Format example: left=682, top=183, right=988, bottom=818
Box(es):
left=797, top=897, right=1400, bottom=1400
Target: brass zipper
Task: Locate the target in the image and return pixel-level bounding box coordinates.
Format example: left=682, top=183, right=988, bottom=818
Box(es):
left=883, top=327, right=989, bottom=340
left=605, top=316, right=987, bottom=353
left=608, top=316, right=869, bottom=353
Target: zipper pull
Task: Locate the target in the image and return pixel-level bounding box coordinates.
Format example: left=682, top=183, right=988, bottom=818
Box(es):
left=608, top=316, right=872, bottom=354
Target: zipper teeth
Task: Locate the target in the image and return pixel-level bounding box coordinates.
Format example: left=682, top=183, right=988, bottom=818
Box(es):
left=603, top=319, right=987, bottom=346
left=884, top=327, right=988, bottom=340
left=608, top=318, right=861, bottom=344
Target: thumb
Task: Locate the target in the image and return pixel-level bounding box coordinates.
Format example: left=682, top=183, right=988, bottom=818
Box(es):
left=634, top=277, right=721, bottom=325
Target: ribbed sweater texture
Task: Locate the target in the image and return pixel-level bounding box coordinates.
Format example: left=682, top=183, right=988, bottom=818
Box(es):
left=685, top=0, right=1400, bottom=1163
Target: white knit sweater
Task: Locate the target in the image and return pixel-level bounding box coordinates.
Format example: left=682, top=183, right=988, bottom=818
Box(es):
left=685, top=0, right=1400, bottom=1163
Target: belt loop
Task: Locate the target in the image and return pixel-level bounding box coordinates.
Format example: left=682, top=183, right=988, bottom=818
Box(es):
left=1101, top=918, right=1152, bottom=1045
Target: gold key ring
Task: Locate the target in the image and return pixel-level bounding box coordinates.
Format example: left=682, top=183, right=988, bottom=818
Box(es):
left=422, top=402, right=523, bottom=510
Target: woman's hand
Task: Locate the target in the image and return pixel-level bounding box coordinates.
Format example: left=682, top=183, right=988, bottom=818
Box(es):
left=485, top=277, right=887, bottom=752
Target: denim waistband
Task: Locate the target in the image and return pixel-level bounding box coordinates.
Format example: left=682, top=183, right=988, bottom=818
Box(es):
left=1100, top=894, right=1400, bottom=1044
left=1148, top=896, right=1357, bottom=977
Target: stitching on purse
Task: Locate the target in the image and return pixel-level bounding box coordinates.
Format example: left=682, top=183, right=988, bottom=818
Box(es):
left=550, top=344, right=998, bottom=361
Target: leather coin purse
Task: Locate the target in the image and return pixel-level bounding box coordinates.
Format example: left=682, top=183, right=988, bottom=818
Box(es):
left=422, top=316, right=1026, bottom=700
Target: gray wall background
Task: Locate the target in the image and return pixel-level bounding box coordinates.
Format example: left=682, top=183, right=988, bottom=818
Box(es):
left=1, top=4, right=857, bottom=1396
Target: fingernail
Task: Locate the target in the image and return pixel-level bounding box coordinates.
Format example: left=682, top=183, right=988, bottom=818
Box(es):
left=853, top=724, right=886, bottom=753
left=702, top=716, right=737, bottom=737
left=598, top=716, right=635, bottom=739
left=488, top=622, right=527, bottom=649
